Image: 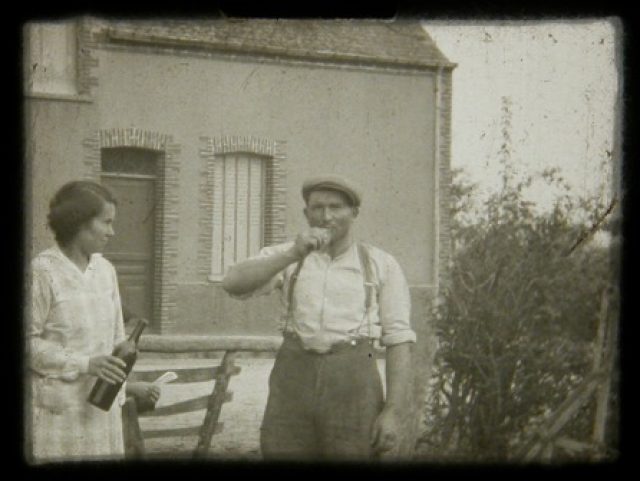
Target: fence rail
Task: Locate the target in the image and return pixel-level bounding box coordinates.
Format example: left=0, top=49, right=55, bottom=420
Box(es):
left=126, top=334, right=275, bottom=459
left=138, top=334, right=283, bottom=353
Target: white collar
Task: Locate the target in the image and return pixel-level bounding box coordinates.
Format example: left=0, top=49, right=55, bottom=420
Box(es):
left=309, top=242, right=362, bottom=271
left=49, top=244, right=101, bottom=276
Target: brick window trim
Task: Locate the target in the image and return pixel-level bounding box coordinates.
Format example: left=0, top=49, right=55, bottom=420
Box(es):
left=198, top=135, right=287, bottom=283
left=83, top=127, right=181, bottom=334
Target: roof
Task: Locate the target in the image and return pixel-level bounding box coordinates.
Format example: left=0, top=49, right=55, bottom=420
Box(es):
left=91, top=18, right=454, bottom=69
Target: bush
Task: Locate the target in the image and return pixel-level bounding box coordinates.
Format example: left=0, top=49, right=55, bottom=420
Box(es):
left=418, top=166, right=619, bottom=462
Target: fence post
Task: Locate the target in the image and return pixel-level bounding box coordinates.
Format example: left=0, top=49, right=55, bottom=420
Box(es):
left=592, top=288, right=616, bottom=459
left=193, top=350, right=239, bottom=459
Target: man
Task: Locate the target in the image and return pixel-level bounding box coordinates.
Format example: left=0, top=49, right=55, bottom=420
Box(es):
left=222, top=174, right=415, bottom=461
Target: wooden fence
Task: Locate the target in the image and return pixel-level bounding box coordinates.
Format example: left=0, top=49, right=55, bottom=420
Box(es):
left=514, top=288, right=618, bottom=461
left=125, top=335, right=282, bottom=459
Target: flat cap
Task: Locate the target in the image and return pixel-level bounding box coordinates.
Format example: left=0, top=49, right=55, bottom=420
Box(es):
left=302, top=174, right=362, bottom=207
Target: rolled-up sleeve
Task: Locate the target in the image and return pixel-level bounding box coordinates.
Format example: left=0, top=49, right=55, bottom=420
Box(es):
left=378, top=254, right=416, bottom=347
left=225, top=242, right=293, bottom=299
left=29, top=265, right=90, bottom=380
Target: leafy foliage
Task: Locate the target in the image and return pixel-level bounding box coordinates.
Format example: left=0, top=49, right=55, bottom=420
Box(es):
left=418, top=98, right=618, bottom=461
left=420, top=167, right=617, bottom=461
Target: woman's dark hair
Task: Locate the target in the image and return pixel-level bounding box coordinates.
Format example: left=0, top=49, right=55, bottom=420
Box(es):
left=48, top=180, right=117, bottom=246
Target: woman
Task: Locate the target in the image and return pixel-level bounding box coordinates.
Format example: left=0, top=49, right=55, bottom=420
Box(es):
left=28, top=180, right=130, bottom=462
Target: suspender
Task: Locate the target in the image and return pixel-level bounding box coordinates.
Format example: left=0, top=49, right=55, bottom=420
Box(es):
left=357, top=243, right=376, bottom=339
left=285, top=255, right=307, bottom=324
left=284, top=243, right=377, bottom=338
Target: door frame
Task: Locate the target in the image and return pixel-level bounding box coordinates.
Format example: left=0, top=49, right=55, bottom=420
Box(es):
left=83, top=128, right=181, bottom=334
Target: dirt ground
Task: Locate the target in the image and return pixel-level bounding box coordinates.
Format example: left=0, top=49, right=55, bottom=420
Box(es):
left=135, top=356, right=386, bottom=460
left=135, top=357, right=271, bottom=460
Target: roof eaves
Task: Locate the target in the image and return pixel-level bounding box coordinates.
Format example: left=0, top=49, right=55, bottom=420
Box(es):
left=104, top=26, right=456, bottom=70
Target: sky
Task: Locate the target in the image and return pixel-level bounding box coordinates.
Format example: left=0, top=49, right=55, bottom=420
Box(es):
left=420, top=20, right=620, bottom=220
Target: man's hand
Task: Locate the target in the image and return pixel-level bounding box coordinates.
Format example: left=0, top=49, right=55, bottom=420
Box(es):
left=88, top=355, right=127, bottom=384
left=292, top=227, right=332, bottom=258
left=370, top=405, right=401, bottom=457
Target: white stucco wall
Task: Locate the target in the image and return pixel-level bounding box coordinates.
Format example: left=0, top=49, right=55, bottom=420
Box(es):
left=93, top=48, right=438, bottom=286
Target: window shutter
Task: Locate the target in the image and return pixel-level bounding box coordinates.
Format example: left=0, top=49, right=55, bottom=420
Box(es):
left=210, top=156, right=225, bottom=278
left=222, top=156, right=237, bottom=271
left=210, top=153, right=265, bottom=279
left=27, top=22, right=77, bottom=95
left=248, top=157, right=264, bottom=258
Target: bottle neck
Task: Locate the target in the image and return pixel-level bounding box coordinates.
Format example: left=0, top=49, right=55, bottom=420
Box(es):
left=128, top=319, right=148, bottom=343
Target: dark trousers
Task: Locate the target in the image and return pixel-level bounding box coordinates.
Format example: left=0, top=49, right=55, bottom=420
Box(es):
left=260, top=335, right=384, bottom=461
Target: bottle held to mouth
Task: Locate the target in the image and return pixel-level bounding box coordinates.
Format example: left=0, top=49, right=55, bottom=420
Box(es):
left=314, top=227, right=332, bottom=250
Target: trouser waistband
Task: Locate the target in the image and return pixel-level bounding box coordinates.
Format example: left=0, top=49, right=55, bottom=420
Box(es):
left=282, top=331, right=374, bottom=355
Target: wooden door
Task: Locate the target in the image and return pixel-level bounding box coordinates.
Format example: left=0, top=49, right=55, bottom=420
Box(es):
left=101, top=148, right=157, bottom=328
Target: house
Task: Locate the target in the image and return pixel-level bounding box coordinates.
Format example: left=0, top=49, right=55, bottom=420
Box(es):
left=24, top=17, right=454, bottom=348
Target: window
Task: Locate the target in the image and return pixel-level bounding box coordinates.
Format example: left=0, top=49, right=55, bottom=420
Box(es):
left=101, top=148, right=157, bottom=177
left=25, top=22, right=77, bottom=95
left=202, top=135, right=286, bottom=282
left=210, top=153, right=267, bottom=280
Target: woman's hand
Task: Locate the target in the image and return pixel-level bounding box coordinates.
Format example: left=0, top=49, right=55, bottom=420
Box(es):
left=126, top=382, right=161, bottom=413
left=88, top=355, right=127, bottom=384
left=126, top=382, right=160, bottom=404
